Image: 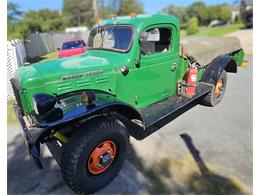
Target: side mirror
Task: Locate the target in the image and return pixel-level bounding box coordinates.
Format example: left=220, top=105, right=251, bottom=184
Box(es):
left=139, top=28, right=160, bottom=42
left=136, top=33, right=147, bottom=67
left=57, top=48, right=61, bottom=51
left=180, top=44, right=184, bottom=57
left=139, top=32, right=148, bottom=42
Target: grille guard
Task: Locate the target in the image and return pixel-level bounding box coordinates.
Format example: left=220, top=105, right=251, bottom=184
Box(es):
left=13, top=104, right=43, bottom=169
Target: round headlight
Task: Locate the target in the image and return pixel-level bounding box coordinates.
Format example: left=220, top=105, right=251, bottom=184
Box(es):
left=32, top=93, right=57, bottom=115
left=32, top=93, right=63, bottom=122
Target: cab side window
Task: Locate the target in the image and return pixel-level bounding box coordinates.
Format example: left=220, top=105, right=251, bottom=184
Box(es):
left=141, top=27, right=171, bottom=55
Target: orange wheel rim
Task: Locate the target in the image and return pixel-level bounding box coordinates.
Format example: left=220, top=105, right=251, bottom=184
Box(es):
left=87, top=140, right=117, bottom=175
left=215, top=79, right=223, bottom=97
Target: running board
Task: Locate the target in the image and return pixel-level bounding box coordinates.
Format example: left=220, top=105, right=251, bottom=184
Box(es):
left=127, top=82, right=213, bottom=140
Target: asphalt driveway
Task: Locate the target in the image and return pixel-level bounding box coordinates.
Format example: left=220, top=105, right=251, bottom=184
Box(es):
left=131, top=59, right=253, bottom=194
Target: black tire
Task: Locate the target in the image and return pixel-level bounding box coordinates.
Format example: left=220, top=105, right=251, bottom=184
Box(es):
left=60, top=116, right=129, bottom=194
left=201, top=70, right=227, bottom=107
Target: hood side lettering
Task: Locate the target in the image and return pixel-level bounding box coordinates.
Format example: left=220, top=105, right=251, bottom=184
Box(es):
left=62, top=70, right=103, bottom=81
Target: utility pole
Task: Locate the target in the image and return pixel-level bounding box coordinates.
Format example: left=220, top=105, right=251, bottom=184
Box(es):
left=93, top=0, right=99, bottom=18
left=77, top=15, right=80, bottom=26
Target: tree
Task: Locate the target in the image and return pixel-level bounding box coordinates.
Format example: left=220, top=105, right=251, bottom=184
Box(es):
left=62, top=0, right=93, bottom=27
left=208, top=6, right=219, bottom=22
left=8, top=2, right=23, bottom=23
left=18, top=9, right=66, bottom=38
left=62, top=0, right=143, bottom=27
left=187, top=1, right=210, bottom=25
left=98, top=0, right=143, bottom=17
left=100, top=0, right=122, bottom=15
left=162, top=5, right=189, bottom=24
left=8, top=2, right=24, bottom=40
left=186, top=17, right=199, bottom=35
left=118, top=0, right=143, bottom=15
left=98, top=5, right=114, bottom=19
left=162, top=1, right=232, bottom=27
left=208, top=4, right=232, bottom=23
left=219, top=5, right=232, bottom=22
left=98, top=0, right=122, bottom=17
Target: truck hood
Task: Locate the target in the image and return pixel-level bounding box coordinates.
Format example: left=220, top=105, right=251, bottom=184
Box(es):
left=19, top=50, right=124, bottom=87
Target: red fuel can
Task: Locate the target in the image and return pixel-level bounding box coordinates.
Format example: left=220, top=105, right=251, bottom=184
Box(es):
left=186, top=66, right=198, bottom=96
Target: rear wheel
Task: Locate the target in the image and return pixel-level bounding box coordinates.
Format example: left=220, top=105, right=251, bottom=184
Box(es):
left=201, top=70, right=227, bottom=107
left=60, top=117, right=128, bottom=194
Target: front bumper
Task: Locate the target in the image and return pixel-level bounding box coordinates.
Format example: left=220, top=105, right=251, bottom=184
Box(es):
left=13, top=104, right=43, bottom=169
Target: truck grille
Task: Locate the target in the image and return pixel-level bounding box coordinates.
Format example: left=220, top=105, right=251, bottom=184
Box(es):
left=10, top=78, right=24, bottom=114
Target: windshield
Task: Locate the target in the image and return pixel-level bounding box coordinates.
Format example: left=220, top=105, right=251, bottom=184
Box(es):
left=88, top=25, right=134, bottom=52
left=62, top=40, right=85, bottom=50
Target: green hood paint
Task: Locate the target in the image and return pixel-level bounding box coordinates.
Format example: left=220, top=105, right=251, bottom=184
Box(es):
left=15, top=49, right=131, bottom=112
left=17, top=50, right=125, bottom=87
left=16, top=50, right=130, bottom=110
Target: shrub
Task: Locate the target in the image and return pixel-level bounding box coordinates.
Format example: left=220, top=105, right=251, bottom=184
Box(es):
left=186, top=17, right=199, bottom=35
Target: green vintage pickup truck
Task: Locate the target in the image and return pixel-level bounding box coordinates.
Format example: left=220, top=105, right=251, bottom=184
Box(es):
left=11, top=14, right=244, bottom=194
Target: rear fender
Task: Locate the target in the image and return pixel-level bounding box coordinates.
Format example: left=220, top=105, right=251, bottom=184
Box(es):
left=201, top=55, right=237, bottom=85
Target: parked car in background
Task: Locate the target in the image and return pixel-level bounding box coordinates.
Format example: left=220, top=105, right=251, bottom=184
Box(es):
left=208, top=20, right=226, bottom=27
left=58, top=38, right=87, bottom=58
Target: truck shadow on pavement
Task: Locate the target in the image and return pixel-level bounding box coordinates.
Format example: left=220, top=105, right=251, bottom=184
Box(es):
left=179, top=133, right=246, bottom=195
left=7, top=125, right=247, bottom=195
left=128, top=133, right=247, bottom=195
left=7, top=126, right=149, bottom=195
left=7, top=133, right=62, bottom=194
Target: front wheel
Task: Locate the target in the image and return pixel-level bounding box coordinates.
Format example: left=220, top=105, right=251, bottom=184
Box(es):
left=201, top=70, right=227, bottom=107
left=60, top=117, right=128, bottom=194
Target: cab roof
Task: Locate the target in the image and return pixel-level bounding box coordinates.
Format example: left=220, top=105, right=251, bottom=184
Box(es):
left=93, top=14, right=180, bottom=29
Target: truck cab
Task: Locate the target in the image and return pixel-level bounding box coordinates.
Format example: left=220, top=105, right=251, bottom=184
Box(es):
left=88, top=15, right=181, bottom=108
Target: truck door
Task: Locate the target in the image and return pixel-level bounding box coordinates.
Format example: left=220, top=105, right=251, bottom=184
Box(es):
left=132, top=25, right=179, bottom=108
left=116, top=24, right=179, bottom=108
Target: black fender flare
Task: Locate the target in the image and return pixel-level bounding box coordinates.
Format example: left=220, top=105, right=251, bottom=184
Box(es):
left=201, top=55, right=237, bottom=85
left=54, top=89, right=144, bottom=124
left=92, top=102, right=144, bottom=123
left=33, top=101, right=144, bottom=167
left=34, top=89, right=145, bottom=143
left=36, top=101, right=144, bottom=143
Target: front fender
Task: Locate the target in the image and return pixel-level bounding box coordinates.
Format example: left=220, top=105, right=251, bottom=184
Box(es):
left=201, top=55, right=237, bottom=85
left=37, top=101, right=143, bottom=129
left=34, top=101, right=144, bottom=143
left=33, top=89, right=143, bottom=129
left=30, top=90, right=143, bottom=142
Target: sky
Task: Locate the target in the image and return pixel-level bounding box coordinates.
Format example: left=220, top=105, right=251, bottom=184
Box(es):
left=8, top=0, right=235, bottom=13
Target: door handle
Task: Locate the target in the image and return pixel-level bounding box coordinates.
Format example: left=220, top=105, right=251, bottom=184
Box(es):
left=120, top=65, right=129, bottom=76
left=171, top=63, right=177, bottom=71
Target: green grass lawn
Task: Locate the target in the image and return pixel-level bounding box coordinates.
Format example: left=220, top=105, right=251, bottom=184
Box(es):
left=7, top=100, right=18, bottom=125
left=29, top=51, right=58, bottom=64
left=181, top=23, right=244, bottom=38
